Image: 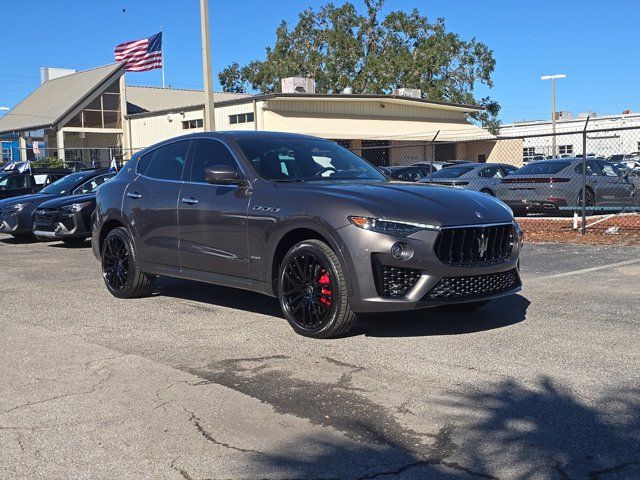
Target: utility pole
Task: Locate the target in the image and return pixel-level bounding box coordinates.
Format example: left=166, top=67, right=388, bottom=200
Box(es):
left=200, top=0, right=215, bottom=131
left=541, top=74, right=566, bottom=158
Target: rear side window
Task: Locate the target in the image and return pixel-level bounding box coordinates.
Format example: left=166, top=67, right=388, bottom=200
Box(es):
left=0, top=174, right=28, bottom=189
left=190, top=139, right=238, bottom=183
left=141, top=141, right=190, bottom=181
left=432, top=166, right=475, bottom=178
left=574, top=160, right=599, bottom=176
left=517, top=161, right=571, bottom=175
left=478, top=166, right=503, bottom=178
left=136, top=151, right=155, bottom=174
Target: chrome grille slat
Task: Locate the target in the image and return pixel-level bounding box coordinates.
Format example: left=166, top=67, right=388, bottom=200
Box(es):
left=434, top=224, right=514, bottom=266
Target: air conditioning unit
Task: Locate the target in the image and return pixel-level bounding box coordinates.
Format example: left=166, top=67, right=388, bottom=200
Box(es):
left=281, top=77, right=316, bottom=94
left=393, top=88, right=422, bottom=99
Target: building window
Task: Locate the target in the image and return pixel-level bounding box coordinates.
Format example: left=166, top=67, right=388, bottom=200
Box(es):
left=559, top=145, right=573, bottom=155
left=229, top=112, right=255, bottom=125
left=523, top=147, right=535, bottom=158
left=182, top=119, right=203, bottom=130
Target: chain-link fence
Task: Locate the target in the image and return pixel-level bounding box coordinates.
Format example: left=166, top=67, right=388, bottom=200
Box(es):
left=0, top=146, right=146, bottom=170
left=350, top=125, right=640, bottom=245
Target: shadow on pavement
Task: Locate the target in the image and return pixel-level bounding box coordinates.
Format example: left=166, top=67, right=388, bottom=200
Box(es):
left=242, top=378, right=639, bottom=479
left=0, top=235, right=41, bottom=244
left=157, top=275, right=529, bottom=338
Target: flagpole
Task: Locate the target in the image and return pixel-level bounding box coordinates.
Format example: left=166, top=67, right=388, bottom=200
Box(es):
left=161, top=26, right=166, bottom=88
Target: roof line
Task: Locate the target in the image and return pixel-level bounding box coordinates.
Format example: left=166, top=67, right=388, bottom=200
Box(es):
left=126, top=84, right=248, bottom=96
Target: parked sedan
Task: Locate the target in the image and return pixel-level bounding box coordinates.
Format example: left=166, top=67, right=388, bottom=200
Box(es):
left=424, top=163, right=519, bottom=196
left=0, top=169, right=106, bottom=239
left=496, top=158, right=636, bottom=215
left=32, top=173, right=115, bottom=244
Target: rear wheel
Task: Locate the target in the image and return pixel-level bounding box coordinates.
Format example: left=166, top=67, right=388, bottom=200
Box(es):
left=278, top=239, right=357, bottom=338
left=101, top=227, right=155, bottom=298
left=577, top=188, right=595, bottom=212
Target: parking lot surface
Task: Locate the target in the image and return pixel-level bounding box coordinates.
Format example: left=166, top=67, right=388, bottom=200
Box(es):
left=0, top=237, right=638, bottom=479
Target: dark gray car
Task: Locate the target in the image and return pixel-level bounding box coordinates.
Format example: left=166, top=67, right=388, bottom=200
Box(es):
left=425, top=163, right=519, bottom=196
left=496, top=158, right=636, bottom=215
left=92, top=132, right=523, bottom=338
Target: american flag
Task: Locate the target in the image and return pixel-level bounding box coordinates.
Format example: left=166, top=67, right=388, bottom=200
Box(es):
left=114, top=32, right=163, bottom=72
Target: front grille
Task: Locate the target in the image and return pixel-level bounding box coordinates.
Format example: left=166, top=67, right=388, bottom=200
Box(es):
left=373, top=263, right=421, bottom=297
left=434, top=224, right=514, bottom=266
left=34, top=224, right=56, bottom=232
left=423, top=269, right=521, bottom=301
left=35, top=209, right=58, bottom=226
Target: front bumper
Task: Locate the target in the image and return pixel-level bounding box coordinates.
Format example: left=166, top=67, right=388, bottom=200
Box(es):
left=337, top=223, right=522, bottom=313
left=0, top=212, right=30, bottom=234
left=33, top=210, right=90, bottom=240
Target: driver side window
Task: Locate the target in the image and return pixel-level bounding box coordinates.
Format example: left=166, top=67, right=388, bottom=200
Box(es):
left=190, top=139, right=239, bottom=183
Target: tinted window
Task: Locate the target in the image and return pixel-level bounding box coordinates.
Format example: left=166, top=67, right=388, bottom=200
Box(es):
left=574, top=160, right=599, bottom=176
left=236, top=137, right=385, bottom=181
left=478, top=166, right=502, bottom=178
left=0, top=174, right=28, bottom=190
left=142, top=141, right=189, bottom=181
left=432, top=166, right=475, bottom=179
left=73, top=173, right=115, bottom=194
left=597, top=161, right=620, bottom=177
left=41, top=171, right=96, bottom=195
left=190, top=139, right=238, bottom=183
left=136, top=151, right=155, bottom=174
left=517, top=161, right=571, bottom=175
left=502, top=165, right=518, bottom=175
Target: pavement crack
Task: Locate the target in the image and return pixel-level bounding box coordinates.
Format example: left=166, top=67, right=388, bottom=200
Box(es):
left=170, top=458, right=196, bottom=480
left=588, top=459, right=640, bottom=479
left=184, top=409, right=263, bottom=455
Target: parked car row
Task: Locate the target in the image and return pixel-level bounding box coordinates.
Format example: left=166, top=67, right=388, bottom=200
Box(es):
left=0, top=169, right=114, bottom=244
left=378, top=157, right=638, bottom=215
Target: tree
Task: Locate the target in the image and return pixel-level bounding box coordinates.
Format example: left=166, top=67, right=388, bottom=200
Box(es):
left=219, top=0, right=501, bottom=133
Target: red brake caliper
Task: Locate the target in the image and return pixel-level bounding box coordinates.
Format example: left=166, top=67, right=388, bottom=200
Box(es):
left=318, top=269, right=332, bottom=306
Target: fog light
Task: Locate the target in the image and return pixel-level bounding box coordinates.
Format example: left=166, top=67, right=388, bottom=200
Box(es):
left=391, top=242, right=413, bottom=261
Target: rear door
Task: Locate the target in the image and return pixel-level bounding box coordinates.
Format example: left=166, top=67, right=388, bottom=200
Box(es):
left=178, top=138, right=251, bottom=278
left=124, top=140, right=191, bottom=267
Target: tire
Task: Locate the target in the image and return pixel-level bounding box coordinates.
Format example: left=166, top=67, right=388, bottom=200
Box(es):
left=62, top=237, right=87, bottom=246
left=101, top=227, right=155, bottom=298
left=278, top=239, right=357, bottom=338
left=577, top=188, right=595, bottom=211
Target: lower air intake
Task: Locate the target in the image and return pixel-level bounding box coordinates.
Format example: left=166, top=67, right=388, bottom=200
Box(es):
left=423, top=269, right=521, bottom=301
left=374, top=263, right=421, bottom=298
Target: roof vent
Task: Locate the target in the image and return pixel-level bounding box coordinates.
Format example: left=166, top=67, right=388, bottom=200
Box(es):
left=393, top=88, right=422, bottom=99
left=40, top=67, right=76, bottom=84
left=341, top=86, right=353, bottom=95
left=281, top=77, right=316, bottom=94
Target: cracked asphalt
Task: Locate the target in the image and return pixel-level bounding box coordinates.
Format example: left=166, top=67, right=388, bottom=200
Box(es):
left=0, top=237, right=638, bottom=479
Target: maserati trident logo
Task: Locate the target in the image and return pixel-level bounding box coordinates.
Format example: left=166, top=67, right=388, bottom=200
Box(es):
left=476, top=232, right=489, bottom=259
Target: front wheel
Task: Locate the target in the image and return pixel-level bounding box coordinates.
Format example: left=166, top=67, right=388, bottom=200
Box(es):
left=278, top=239, right=357, bottom=338
left=101, top=227, right=155, bottom=298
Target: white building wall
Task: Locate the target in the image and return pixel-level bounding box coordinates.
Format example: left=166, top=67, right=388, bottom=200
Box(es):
left=128, top=109, right=204, bottom=152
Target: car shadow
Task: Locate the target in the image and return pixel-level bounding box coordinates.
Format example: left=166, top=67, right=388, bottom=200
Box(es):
left=48, top=240, right=91, bottom=249
left=155, top=276, right=528, bottom=338
left=0, top=235, right=41, bottom=244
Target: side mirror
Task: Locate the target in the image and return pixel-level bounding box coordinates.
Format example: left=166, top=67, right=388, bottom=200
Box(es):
left=204, top=165, right=243, bottom=185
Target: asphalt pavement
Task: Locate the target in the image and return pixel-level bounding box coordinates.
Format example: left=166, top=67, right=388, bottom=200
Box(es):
left=0, top=236, right=638, bottom=479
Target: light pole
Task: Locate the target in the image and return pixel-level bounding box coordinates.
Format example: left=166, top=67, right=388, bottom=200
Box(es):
left=200, top=0, right=215, bottom=131
left=541, top=74, right=566, bottom=158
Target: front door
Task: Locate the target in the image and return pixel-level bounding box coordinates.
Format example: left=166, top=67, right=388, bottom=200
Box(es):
left=178, top=138, right=251, bottom=279
left=124, top=140, right=191, bottom=267
left=597, top=160, right=635, bottom=206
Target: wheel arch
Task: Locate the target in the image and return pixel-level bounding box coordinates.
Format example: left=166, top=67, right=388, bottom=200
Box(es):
left=268, top=225, right=355, bottom=298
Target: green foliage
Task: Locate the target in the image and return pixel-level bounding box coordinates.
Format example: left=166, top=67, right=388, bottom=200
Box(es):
left=219, top=0, right=500, bottom=131
left=31, top=157, right=65, bottom=169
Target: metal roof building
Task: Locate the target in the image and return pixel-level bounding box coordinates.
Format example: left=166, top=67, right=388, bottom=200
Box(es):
left=0, top=64, right=492, bottom=166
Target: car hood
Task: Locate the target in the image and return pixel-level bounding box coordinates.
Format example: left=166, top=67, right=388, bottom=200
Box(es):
left=0, top=193, right=59, bottom=209
left=38, top=192, right=96, bottom=209
left=286, top=181, right=513, bottom=226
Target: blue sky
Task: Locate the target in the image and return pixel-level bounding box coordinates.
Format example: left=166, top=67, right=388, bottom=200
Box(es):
left=1, top=0, right=638, bottom=123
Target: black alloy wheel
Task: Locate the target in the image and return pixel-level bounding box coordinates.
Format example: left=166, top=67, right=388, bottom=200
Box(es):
left=101, top=227, right=155, bottom=298
left=278, top=239, right=357, bottom=338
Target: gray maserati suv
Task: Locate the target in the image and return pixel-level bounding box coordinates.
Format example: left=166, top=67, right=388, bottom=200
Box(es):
left=92, top=132, right=523, bottom=338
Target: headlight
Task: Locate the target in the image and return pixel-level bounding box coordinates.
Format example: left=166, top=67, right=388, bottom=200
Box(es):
left=348, top=216, right=440, bottom=236
left=513, top=220, right=524, bottom=247
left=61, top=201, right=92, bottom=213
left=6, top=202, right=30, bottom=213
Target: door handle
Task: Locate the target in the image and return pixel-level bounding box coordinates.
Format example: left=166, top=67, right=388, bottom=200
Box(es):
left=127, top=192, right=142, bottom=199
left=181, top=197, right=199, bottom=205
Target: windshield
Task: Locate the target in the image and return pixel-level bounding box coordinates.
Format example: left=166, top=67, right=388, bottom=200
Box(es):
left=40, top=171, right=95, bottom=195
left=236, top=137, right=386, bottom=182
left=516, top=161, right=571, bottom=175
left=432, top=166, right=475, bottom=178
